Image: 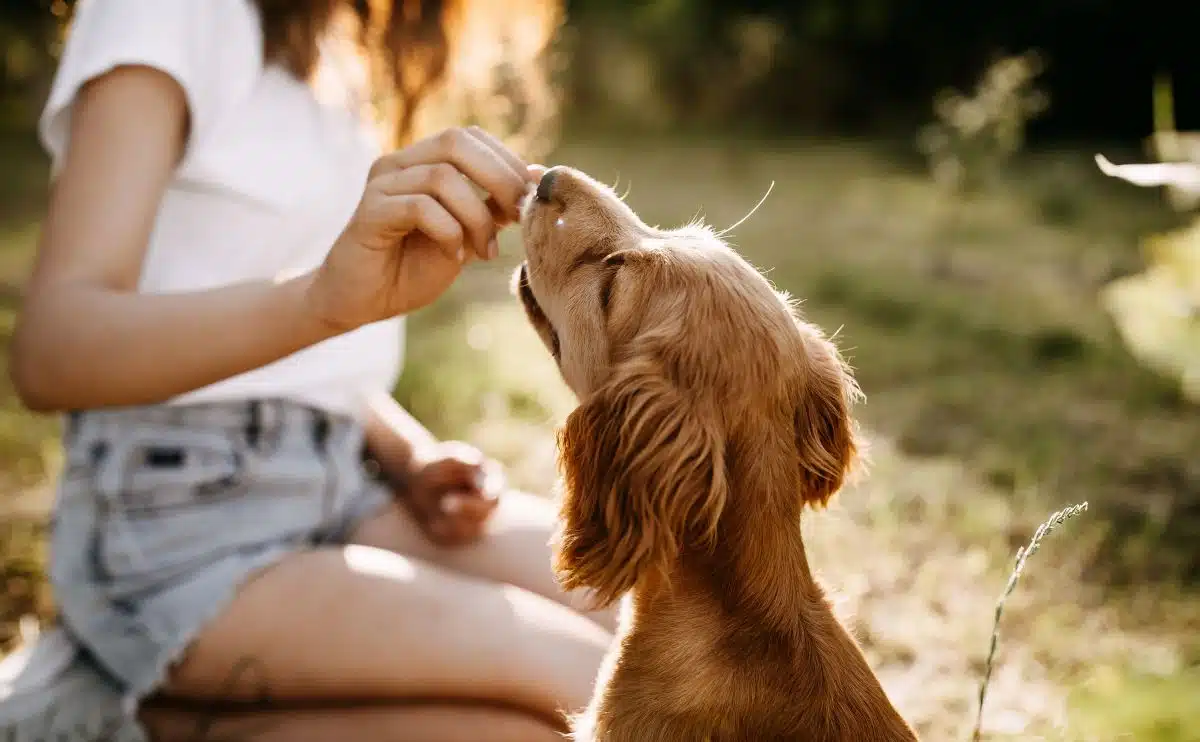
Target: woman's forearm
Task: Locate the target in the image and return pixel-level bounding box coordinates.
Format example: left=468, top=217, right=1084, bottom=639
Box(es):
left=362, top=390, right=440, bottom=482
left=10, top=272, right=339, bottom=412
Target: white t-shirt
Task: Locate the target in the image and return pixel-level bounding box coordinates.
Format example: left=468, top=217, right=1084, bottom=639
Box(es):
left=39, top=0, right=404, bottom=420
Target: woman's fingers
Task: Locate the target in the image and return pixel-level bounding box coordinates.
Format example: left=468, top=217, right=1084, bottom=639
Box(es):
left=461, top=128, right=539, bottom=230
left=440, top=491, right=499, bottom=520
left=371, top=128, right=529, bottom=220
left=377, top=193, right=463, bottom=262
left=477, top=457, right=506, bottom=500
left=430, top=493, right=498, bottom=547
left=373, top=164, right=497, bottom=260
left=464, top=125, right=535, bottom=183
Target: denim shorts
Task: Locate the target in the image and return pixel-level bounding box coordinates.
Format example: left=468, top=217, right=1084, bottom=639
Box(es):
left=48, top=398, right=390, bottom=711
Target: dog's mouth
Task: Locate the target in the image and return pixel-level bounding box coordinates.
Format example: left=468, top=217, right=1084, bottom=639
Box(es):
left=515, top=262, right=560, bottom=358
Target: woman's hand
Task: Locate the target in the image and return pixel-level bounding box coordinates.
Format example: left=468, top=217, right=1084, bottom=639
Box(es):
left=397, top=441, right=507, bottom=548
left=361, top=393, right=505, bottom=548
left=306, top=126, right=536, bottom=332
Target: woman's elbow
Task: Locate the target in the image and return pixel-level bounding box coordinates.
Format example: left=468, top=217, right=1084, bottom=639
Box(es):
left=10, top=370, right=61, bottom=415
left=9, top=319, right=68, bottom=414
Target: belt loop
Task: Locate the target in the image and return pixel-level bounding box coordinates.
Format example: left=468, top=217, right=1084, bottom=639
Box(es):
left=312, top=411, right=331, bottom=452
left=246, top=400, right=262, bottom=449
left=64, top=411, right=82, bottom=447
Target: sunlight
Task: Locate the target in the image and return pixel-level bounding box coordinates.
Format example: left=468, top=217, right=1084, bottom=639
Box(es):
left=342, top=544, right=418, bottom=582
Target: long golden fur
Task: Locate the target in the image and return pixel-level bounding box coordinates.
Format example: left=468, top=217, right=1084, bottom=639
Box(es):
left=514, top=166, right=920, bottom=741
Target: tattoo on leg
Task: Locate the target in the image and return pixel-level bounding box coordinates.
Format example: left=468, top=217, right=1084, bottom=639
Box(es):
left=21, top=654, right=279, bottom=742
left=184, top=654, right=277, bottom=742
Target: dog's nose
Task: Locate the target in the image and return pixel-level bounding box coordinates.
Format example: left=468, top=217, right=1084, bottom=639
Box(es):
left=535, top=166, right=562, bottom=203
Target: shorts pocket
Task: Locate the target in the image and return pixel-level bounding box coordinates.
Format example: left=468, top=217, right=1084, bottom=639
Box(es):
left=91, top=426, right=258, bottom=589
left=97, top=428, right=244, bottom=512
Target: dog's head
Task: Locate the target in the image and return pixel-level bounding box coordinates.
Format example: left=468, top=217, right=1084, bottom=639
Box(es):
left=514, top=166, right=862, bottom=607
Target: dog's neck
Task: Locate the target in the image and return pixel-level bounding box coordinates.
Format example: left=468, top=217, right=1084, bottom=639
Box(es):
left=670, top=466, right=917, bottom=740
left=702, top=479, right=831, bottom=636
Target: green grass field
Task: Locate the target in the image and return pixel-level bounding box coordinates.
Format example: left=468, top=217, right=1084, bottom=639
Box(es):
left=1, top=126, right=1197, bottom=740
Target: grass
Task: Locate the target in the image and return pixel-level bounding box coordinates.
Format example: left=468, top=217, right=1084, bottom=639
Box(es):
left=972, top=502, right=1090, bottom=742
left=0, top=126, right=1198, bottom=740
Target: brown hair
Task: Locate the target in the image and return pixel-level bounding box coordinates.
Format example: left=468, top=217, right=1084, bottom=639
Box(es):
left=255, top=0, right=562, bottom=151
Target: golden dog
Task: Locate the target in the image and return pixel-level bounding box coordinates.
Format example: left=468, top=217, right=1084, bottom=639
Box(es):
left=514, top=165, right=919, bottom=742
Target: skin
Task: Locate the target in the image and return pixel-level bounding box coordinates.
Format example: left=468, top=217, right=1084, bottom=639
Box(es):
left=11, top=64, right=614, bottom=739
left=142, top=702, right=576, bottom=742
left=141, top=701, right=580, bottom=742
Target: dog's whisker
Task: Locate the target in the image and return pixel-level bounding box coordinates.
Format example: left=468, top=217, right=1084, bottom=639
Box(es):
left=715, top=180, right=776, bottom=237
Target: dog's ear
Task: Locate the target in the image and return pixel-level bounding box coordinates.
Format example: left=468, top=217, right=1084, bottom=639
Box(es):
left=554, top=360, right=727, bottom=608
left=792, top=324, right=862, bottom=508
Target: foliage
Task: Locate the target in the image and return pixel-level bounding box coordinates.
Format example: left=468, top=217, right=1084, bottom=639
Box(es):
left=1096, top=78, right=1200, bottom=403
left=917, top=51, right=1049, bottom=195
left=972, top=502, right=1088, bottom=742
left=0, top=1, right=64, bottom=82
left=1, top=0, right=1193, bottom=139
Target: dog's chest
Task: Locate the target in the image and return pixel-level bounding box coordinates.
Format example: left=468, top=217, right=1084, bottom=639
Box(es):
left=586, top=623, right=743, bottom=739
left=584, top=598, right=817, bottom=741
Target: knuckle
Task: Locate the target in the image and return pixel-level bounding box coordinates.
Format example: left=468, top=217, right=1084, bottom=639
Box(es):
left=363, top=196, right=387, bottom=224
left=419, top=165, right=439, bottom=191
left=401, top=195, right=424, bottom=224
left=367, top=153, right=393, bottom=180
left=428, top=163, right=456, bottom=190
left=435, top=127, right=465, bottom=157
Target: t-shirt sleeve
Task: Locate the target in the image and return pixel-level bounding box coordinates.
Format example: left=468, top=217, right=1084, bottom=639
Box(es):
left=39, top=0, right=262, bottom=174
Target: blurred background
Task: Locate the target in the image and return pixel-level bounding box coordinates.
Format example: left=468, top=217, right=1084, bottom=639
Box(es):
left=1, top=1, right=1198, bottom=740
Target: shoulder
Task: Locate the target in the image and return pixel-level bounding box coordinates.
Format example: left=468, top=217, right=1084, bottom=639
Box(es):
left=55, top=0, right=262, bottom=71
left=40, top=0, right=264, bottom=168
left=62, top=0, right=262, bottom=44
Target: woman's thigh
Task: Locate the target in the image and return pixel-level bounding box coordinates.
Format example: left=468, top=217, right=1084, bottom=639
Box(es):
left=351, top=489, right=619, bottom=632
left=142, top=701, right=566, bottom=742
left=159, top=545, right=609, bottom=727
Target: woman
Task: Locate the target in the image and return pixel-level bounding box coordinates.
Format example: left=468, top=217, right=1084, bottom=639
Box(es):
left=0, top=1, right=613, bottom=740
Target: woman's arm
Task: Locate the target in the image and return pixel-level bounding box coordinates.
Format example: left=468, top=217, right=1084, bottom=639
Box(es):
left=362, top=390, right=507, bottom=548
left=362, top=389, right=440, bottom=480
left=11, top=65, right=339, bottom=412
left=12, top=62, right=534, bottom=414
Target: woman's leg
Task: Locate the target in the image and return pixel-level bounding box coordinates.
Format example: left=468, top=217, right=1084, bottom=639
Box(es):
left=142, top=702, right=565, bottom=742
left=351, top=489, right=620, bottom=632
left=158, top=545, right=609, bottom=729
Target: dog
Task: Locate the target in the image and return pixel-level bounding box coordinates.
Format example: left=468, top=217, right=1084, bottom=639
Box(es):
left=513, top=165, right=920, bottom=742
